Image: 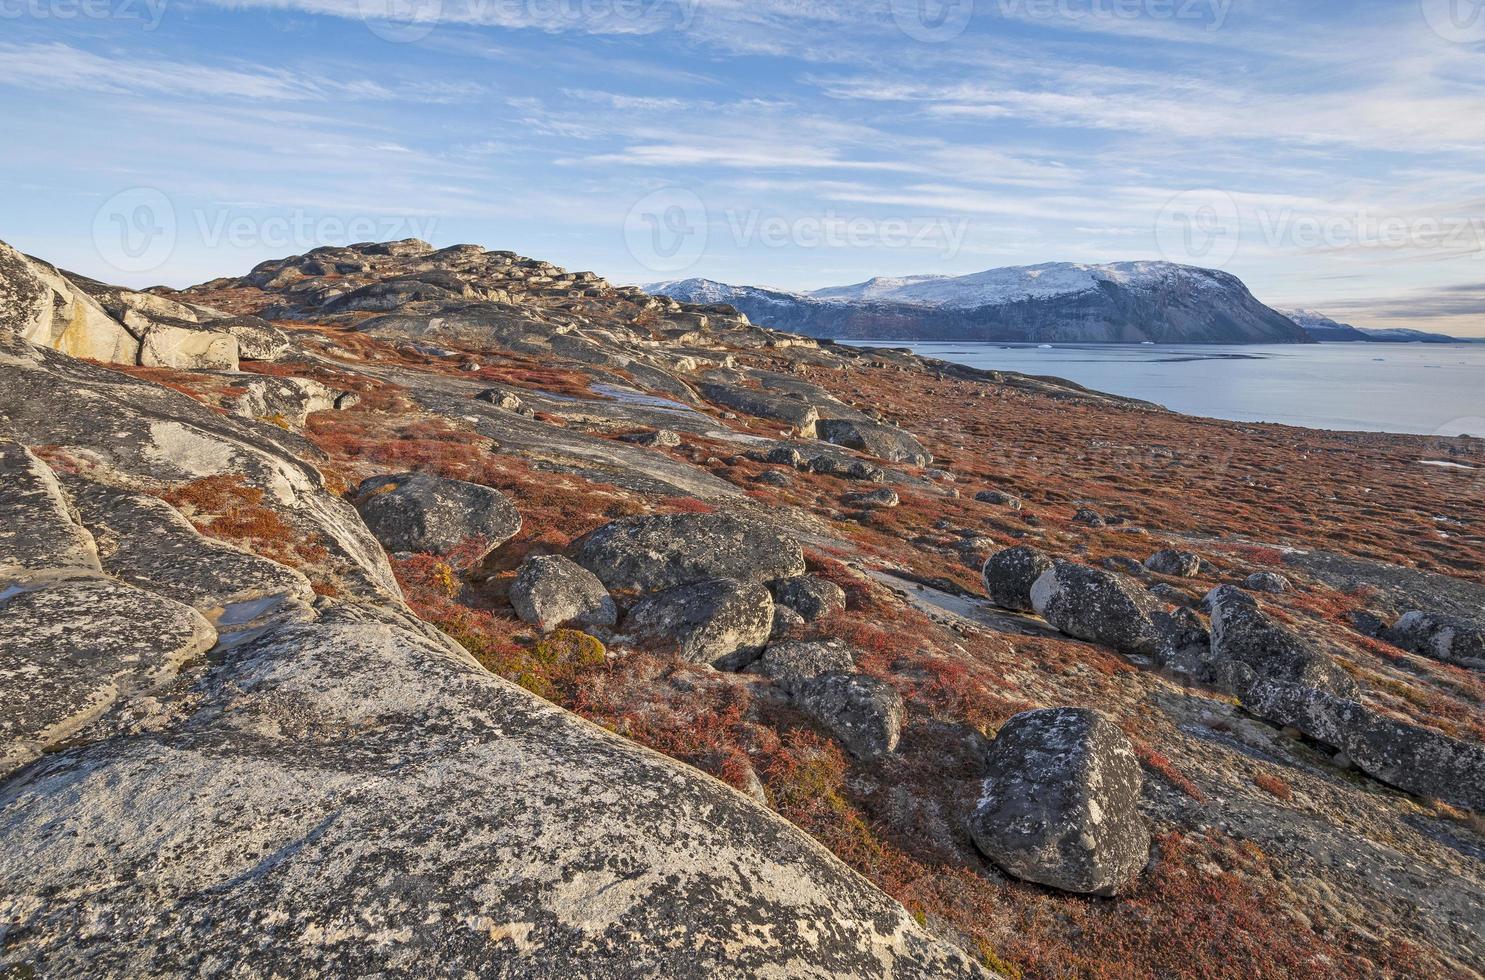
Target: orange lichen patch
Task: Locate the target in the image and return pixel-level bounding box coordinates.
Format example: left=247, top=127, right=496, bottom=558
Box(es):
left=1254, top=773, right=1293, bottom=800
left=460, top=353, right=605, bottom=400
left=1135, top=742, right=1208, bottom=803
left=156, top=474, right=330, bottom=569
left=105, top=364, right=241, bottom=412
left=305, top=412, right=486, bottom=480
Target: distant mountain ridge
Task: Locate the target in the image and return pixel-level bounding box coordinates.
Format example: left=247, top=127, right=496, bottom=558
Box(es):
left=650, top=261, right=1314, bottom=345
left=1279, top=309, right=1463, bottom=344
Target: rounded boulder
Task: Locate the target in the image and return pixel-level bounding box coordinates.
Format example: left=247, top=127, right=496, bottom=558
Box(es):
left=971, top=707, right=1150, bottom=896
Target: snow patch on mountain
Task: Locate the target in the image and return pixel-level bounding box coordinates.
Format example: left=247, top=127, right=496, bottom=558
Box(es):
left=646, top=278, right=807, bottom=307
left=806, top=261, right=1234, bottom=310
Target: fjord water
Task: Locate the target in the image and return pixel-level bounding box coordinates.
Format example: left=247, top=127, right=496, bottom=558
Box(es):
left=856, top=342, right=1485, bottom=437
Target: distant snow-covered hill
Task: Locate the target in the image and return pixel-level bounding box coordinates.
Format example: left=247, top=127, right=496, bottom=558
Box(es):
left=1279, top=309, right=1461, bottom=344
left=649, top=261, right=1312, bottom=344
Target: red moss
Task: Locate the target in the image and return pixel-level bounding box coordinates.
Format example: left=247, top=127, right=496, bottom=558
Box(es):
left=1254, top=773, right=1293, bottom=800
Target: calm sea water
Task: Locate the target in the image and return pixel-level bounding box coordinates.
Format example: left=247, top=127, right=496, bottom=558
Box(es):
left=847, top=341, right=1485, bottom=437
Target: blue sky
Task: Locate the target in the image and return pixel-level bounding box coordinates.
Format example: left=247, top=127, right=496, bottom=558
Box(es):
left=3, top=0, right=1484, bottom=333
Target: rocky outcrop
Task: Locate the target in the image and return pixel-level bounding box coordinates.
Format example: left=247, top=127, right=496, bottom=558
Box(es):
left=1030, top=560, right=1169, bottom=657
left=0, top=240, right=256, bottom=370
left=749, top=639, right=857, bottom=695
left=0, top=332, right=400, bottom=601
left=1206, top=586, right=1357, bottom=697
left=815, top=419, right=930, bottom=466
left=1144, top=550, right=1201, bottom=578
left=354, top=473, right=521, bottom=565
left=0, top=442, right=98, bottom=575
left=0, top=240, right=138, bottom=363
left=61, top=478, right=316, bottom=623
left=570, top=514, right=805, bottom=595
left=1, top=576, right=215, bottom=774
left=1386, top=611, right=1485, bottom=671
left=974, top=490, right=1023, bottom=510
left=623, top=578, right=775, bottom=670
left=982, top=546, right=1053, bottom=613
left=230, top=376, right=345, bottom=427
left=0, top=609, right=987, bottom=977
left=1244, top=571, right=1292, bottom=594
left=510, top=555, right=617, bottom=632
left=843, top=487, right=900, bottom=509
left=970, top=707, right=1149, bottom=896
left=771, top=575, right=847, bottom=622
left=795, top=673, right=905, bottom=761
left=698, top=380, right=820, bottom=435
left=1240, top=676, right=1485, bottom=812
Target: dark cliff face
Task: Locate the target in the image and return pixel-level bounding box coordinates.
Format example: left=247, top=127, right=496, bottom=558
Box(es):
left=655, top=272, right=1315, bottom=345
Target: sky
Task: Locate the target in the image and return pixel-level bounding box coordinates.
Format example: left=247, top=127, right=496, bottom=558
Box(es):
left=2, top=0, right=1484, bottom=334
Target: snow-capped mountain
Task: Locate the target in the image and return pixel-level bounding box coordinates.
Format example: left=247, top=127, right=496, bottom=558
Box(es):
left=649, top=261, right=1312, bottom=345
left=1278, top=309, right=1370, bottom=342
left=806, top=261, right=1233, bottom=309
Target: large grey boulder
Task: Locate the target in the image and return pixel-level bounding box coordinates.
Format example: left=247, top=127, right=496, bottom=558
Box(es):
left=61, top=268, right=247, bottom=370
left=749, top=639, right=857, bottom=695
left=0, top=240, right=137, bottom=363
left=757, top=444, right=888, bottom=483
left=1240, top=676, right=1485, bottom=812
left=355, top=473, right=521, bottom=565
left=982, top=545, right=1053, bottom=613
left=1244, top=571, right=1292, bottom=594
left=1030, top=560, right=1169, bottom=657
left=795, top=673, right=905, bottom=760
left=698, top=380, right=819, bottom=435
left=510, top=555, right=617, bottom=632
left=815, top=418, right=930, bottom=466
left=970, top=707, right=1150, bottom=896
left=206, top=315, right=292, bottom=361
left=0, top=610, right=989, bottom=977
left=0, top=576, right=216, bottom=774
left=974, top=489, right=1023, bottom=510
left=136, top=321, right=239, bottom=371
left=1206, top=586, right=1358, bottom=697
left=771, top=574, right=846, bottom=622
left=1386, top=611, right=1485, bottom=671
left=0, top=442, right=99, bottom=575
left=570, top=514, right=804, bottom=595
left=843, top=487, right=900, bottom=510
left=229, top=376, right=343, bottom=427
left=1144, top=549, right=1201, bottom=578
left=805, top=450, right=887, bottom=483
left=623, top=578, right=774, bottom=670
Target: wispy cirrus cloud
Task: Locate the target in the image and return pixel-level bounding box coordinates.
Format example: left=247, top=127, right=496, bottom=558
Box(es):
left=3, top=0, right=1483, bottom=333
